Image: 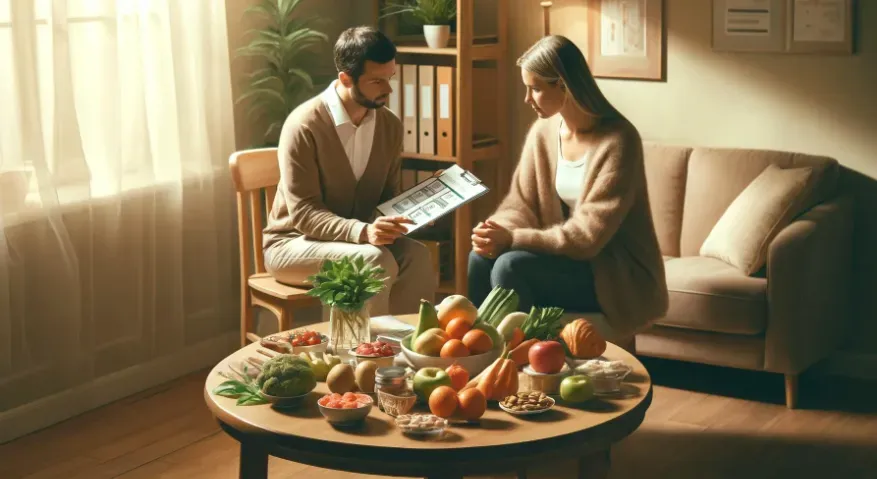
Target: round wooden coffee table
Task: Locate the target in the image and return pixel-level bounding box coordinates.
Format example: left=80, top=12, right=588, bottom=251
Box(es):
left=204, top=315, right=652, bottom=479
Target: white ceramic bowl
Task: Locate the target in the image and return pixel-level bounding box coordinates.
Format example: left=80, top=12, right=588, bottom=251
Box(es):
left=399, top=333, right=500, bottom=376
left=318, top=395, right=374, bottom=426
left=347, top=349, right=396, bottom=368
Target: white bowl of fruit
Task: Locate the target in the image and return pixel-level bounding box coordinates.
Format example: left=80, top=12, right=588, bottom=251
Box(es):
left=349, top=340, right=397, bottom=368
left=317, top=392, right=373, bottom=426
left=399, top=296, right=504, bottom=377
left=261, top=329, right=328, bottom=355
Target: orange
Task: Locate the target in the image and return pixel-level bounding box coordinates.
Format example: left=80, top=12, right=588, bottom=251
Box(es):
left=462, top=329, right=493, bottom=355
left=428, top=385, right=459, bottom=418
left=457, top=388, right=487, bottom=420
left=445, top=317, right=472, bottom=340
left=440, top=339, right=470, bottom=358
left=446, top=363, right=470, bottom=391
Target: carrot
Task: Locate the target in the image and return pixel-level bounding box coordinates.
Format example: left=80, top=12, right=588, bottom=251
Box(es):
left=508, top=327, right=525, bottom=350
left=509, top=338, right=539, bottom=366
left=493, top=359, right=516, bottom=400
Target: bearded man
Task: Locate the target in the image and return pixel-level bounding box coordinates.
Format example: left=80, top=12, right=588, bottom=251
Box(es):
left=262, top=26, right=435, bottom=316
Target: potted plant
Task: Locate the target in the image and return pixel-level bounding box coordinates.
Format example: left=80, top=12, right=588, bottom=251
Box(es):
left=235, top=0, right=331, bottom=146
left=306, top=256, right=388, bottom=354
left=381, top=0, right=457, bottom=49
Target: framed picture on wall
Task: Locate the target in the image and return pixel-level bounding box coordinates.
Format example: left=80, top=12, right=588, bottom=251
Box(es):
left=712, top=0, right=790, bottom=52
left=786, top=0, right=854, bottom=54
left=586, top=0, right=665, bottom=81
left=712, top=0, right=854, bottom=54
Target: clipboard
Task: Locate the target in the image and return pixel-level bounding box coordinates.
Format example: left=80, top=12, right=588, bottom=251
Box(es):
left=376, top=165, right=489, bottom=234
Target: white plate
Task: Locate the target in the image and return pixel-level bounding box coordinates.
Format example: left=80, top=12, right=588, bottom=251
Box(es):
left=498, top=395, right=555, bottom=416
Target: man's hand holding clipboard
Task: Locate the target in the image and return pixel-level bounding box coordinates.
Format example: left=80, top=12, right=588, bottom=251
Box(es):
left=375, top=165, right=490, bottom=236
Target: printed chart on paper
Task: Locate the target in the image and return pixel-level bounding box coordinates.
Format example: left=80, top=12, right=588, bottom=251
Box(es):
left=376, top=165, right=489, bottom=234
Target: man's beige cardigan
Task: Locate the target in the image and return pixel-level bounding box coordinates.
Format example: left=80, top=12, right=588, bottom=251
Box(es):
left=489, top=116, right=669, bottom=336
left=263, top=97, right=403, bottom=249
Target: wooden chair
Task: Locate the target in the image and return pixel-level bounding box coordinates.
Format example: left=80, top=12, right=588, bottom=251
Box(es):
left=229, top=148, right=319, bottom=346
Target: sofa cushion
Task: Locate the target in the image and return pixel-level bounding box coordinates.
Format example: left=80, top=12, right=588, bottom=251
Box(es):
left=657, top=256, right=768, bottom=336
left=643, top=143, right=691, bottom=257
left=700, top=164, right=815, bottom=275
left=679, top=147, right=838, bottom=257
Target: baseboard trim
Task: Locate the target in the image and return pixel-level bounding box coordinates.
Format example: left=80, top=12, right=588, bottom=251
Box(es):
left=0, top=332, right=237, bottom=444
left=811, top=350, right=877, bottom=381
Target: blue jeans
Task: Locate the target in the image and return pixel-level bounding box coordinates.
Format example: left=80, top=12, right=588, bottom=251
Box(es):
left=467, top=250, right=601, bottom=313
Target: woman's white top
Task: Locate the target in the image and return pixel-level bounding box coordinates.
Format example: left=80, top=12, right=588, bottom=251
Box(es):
left=555, top=131, right=589, bottom=209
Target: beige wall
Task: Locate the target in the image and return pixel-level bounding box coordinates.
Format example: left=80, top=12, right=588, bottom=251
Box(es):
left=508, top=0, right=877, bottom=355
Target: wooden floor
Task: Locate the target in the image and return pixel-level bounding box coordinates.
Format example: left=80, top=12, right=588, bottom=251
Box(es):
left=2, top=357, right=876, bottom=479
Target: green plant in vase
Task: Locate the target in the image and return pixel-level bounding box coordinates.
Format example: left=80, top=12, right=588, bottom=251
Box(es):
left=381, top=0, right=457, bottom=49
left=306, top=256, right=388, bottom=353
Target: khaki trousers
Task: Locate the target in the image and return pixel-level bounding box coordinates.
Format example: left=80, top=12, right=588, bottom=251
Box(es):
left=264, top=236, right=436, bottom=317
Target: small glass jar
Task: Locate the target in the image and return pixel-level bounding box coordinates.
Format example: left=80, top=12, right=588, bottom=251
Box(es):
left=374, top=366, right=411, bottom=413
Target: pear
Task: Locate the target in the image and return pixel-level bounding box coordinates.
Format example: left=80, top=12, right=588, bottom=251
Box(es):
left=412, top=299, right=440, bottom=344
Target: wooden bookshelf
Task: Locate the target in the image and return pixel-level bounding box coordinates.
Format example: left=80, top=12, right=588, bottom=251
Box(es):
left=372, top=0, right=510, bottom=298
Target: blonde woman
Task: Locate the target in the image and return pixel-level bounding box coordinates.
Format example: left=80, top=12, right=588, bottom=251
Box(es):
left=468, top=35, right=668, bottom=342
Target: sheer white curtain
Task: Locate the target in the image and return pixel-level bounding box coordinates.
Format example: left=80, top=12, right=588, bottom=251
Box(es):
left=0, top=0, right=238, bottom=426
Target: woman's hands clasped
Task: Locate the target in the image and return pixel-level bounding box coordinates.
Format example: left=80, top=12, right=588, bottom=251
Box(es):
left=471, top=220, right=512, bottom=258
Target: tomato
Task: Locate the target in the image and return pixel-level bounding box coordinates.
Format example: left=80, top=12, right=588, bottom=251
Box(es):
left=318, top=396, right=330, bottom=407
left=307, top=337, right=320, bottom=345
left=327, top=400, right=343, bottom=408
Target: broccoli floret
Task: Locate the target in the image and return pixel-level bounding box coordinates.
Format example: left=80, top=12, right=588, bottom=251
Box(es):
left=256, top=355, right=316, bottom=397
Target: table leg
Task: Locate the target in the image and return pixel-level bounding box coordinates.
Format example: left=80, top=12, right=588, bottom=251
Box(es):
left=577, top=447, right=611, bottom=479
left=239, top=441, right=268, bottom=479
left=517, top=468, right=528, bottom=479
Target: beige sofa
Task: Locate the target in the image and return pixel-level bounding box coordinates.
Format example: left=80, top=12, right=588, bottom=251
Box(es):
left=636, top=143, right=854, bottom=409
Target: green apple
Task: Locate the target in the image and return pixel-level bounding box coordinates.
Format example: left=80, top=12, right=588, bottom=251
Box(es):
left=560, top=375, right=595, bottom=403
left=413, top=367, right=452, bottom=401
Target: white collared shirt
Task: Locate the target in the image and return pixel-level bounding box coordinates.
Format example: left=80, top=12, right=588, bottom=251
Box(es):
left=321, top=80, right=376, bottom=181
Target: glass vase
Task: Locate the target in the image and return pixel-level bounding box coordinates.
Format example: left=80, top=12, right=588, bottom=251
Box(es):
left=328, top=303, right=371, bottom=355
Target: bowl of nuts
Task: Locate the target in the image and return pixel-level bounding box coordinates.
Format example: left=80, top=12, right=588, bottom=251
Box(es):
left=499, top=391, right=556, bottom=416
left=394, top=413, right=448, bottom=436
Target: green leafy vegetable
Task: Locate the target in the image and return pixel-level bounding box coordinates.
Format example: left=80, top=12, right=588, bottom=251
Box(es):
left=476, top=286, right=520, bottom=327
left=521, top=306, right=566, bottom=341
left=213, top=363, right=269, bottom=406
left=305, top=255, right=388, bottom=311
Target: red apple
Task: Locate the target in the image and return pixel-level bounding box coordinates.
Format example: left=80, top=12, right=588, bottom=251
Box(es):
left=528, top=340, right=566, bottom=374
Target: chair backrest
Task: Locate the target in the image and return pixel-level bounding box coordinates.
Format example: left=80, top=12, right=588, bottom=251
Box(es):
left=642, top=141, right=839, bottom=258
left=229, top=148, right=280, bottom=279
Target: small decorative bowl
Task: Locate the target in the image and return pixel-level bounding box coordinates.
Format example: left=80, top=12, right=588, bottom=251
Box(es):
left=574, top=359, right=632, bottom=395
left=498, top=395, right=556, bottom=416
left=318, top=395, right=374, bottom=426
left=395, top=413, right=448, bottom=437
left=348, top=349, right=396, bottom=368
left=523, top=363, right=572, bottom=395
left=260, top=390, right=312, bottom=409
left=377, top=390, right=417, bottom=417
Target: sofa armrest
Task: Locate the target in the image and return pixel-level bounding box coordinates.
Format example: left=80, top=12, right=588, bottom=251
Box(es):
left=765, top=195, right=854, bottom=374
